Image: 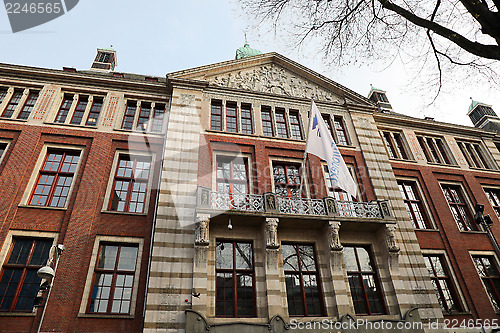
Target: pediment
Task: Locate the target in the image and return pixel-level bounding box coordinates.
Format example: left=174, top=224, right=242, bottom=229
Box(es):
left=169, top=53, right=372, bottom=105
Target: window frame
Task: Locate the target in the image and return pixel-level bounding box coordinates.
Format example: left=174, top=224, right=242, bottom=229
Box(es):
left=343, top=245, right=386, bottom=315
left=470, top=252, right=500, bottom=312
left=21, top=145, right=84, bottom=209
left=212, top=152, right=254, bottom=195
left=240, top=103, right=253, bottom=134
left=102, top=150, right=155, bottom=215
left=323, top=163, right=359, bottom=201
left=484, top=187, right=500, bottom=219
left=397, top=179, right=432, bottom=229
left=416, top=135, right=455, bottom=165
left=54, top=93, right=75, bottom=124
left=17, top=90, right=39, bottom=120
left=289, top=110, right=303, bottom=140
left=381, top=130, right=411, bottom=160
left=79, top=236, right=143, bottom=317
left=261, top=105, right=274, bottom=137
left=0, top=139, right=12, bottom=167
left=272, top=161, right=302, bottom=197
left=0, top=230, right=57, bottom=314
left=457, top=140, right=495, bottom=170
left=210, top=99, right=223, bottom=131
left=275, top=108, right=289, bottom=139
left=1, top=89, right=24, bottom=119
left=85, top=97, right=104, bottom=127
left=215, top=240, right=256, bottom=318
left=422, top=252, right=464, bottom=314
left=440, top=183, right=478, bottom=231
left=225, top=101, right=238, bottom=133
left=281, top=243, right=325, bottom=317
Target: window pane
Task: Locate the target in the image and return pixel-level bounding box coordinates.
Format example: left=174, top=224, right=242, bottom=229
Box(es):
left=235, top=243, right=252, bottom=269
left=298, top=245, right=316, bottom=271
left=216, top=242, right=233, bottom=269
left=282, top=245, right=299, bottom=271
left=117, top=247, right=138, bottom=271
left=97, top=245, right=118, bottom=269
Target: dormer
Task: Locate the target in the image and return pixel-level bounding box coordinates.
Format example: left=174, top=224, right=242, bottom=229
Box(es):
left=91, top=47, right=117, bottom=72
left=368, top=86, right=393, bottom=112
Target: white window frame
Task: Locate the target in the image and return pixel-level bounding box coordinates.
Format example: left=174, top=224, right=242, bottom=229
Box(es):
left=396, top=176, right=436, bottom=229
left=439, top=181, right=481, bottom=232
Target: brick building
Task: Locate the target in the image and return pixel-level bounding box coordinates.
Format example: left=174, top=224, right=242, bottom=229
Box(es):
left=1, top=46, right=500, bottom=333
left=0, top=49, right=168, bottom=332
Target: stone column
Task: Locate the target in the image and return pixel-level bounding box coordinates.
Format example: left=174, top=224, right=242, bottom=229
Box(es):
left=263, top=217, right=285, bottom=317
left=192, top=214, right=210, bottom=313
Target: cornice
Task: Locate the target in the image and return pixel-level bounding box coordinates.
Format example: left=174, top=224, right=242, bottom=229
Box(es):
left=0, top=63, right=166, bottom=95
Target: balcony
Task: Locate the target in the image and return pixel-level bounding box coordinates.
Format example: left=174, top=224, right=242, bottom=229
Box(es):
left=196, top=186, right=391, bottom=220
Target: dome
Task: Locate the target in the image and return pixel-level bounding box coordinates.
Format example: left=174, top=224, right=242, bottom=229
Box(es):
left=235, top=43, right=263, bottom=60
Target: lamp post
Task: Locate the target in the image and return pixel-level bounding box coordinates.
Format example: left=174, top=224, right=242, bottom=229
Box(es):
left=474, top=204, right=500, bottom=259
left=35, top=244, right=64, bottom=333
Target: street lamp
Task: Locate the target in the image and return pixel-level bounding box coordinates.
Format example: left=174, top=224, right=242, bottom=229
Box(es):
left=35, top=244, right=64, bottom=333
left=474, top=204, right=500, bottom=258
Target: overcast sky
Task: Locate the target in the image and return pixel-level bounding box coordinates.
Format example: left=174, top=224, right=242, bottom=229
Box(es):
left=0, top=0, right=498, bottom=127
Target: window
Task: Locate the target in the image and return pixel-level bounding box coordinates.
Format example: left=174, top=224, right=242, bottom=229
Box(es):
left=289, top=110, right=303, bottom=140
left=457, top=140, right=493, bottom=169
left=417, top=135, right=453, bottom=165
left=211, top=100, right=223, bottom=131
left=398, top=180, right=430, bottom=229
left=0, top=238, right=52, bottom=311
left=333, top=116, right=349, bottom=145
left=261, top=106, right=274, bottom=137
left=485, top=188, right=500, bottom=218
left=151, top=103, right=165, bottom=133
left=226, top=102, right=238, bottom=133
left=0, top=142, right=8, bottom=160
left=216, top=156, right=248, bottom=194
left=472, top=255, right=500, bottom=311
left=70, top=96, right=88, bottom=125
left=441, top=184, right=477, bottom=231
left=273, top=163, right=301, bottom=197
left=109, top=155, right=151, bottom=213
left=87, top=244, right=138, bottom=314
left=343, top=245, right=385, bottom=315
left=122, top=101, right=137, bottom=130
left=275, top=108, right=288, bottom=138
left=322, top=114, right=349, bottom=145
left=136, top=102, right=151, bottom=131
left=216, top=241, right=255, bottom=317
left=240, top=103, right=253, bottom=134
left=382, top=131, right=409, bottom=160
left=55, top=94, right=73, bottom=123
left=282, top=244, right=324, bottom=316
left=29, top=150, right=80, bottom=208
left=324, top=164, right=357, bottom=201
left=17, top=91, right=39, bottom=120
left=85, top=98, right=104, bottom=126
left=0, top=88, right=7, bottom=105
left=423, top=254, right=462, bottom=313
left=2, top=90, right=23, bottom=118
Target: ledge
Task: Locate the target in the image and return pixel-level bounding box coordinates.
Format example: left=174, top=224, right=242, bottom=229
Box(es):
left=101, top=210, right=148, bottom=217
left=18, top=204, right=66, bottom=211
left=0, top=312, right=36, bottom=317
left=77, top=313, right=134, bottom=319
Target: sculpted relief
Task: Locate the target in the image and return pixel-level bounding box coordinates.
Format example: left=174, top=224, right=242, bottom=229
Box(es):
left=208, top=64, right=344, bottom=103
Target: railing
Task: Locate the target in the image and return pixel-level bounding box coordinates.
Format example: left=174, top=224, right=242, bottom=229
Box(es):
left=334, top=201, right=383, bottom=219
left=210, top=192, right=265, bottom=212
left=197, top=187, right=389, bottom=220
left=276, top=196, right=327, bottom=215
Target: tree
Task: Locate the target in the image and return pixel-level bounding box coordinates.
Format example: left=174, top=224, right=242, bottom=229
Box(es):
left=238, top=0, right=500, bottom=95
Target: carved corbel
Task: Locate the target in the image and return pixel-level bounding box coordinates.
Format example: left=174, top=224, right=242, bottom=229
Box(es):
left=386, top=224, right=400, bottom=252
left=265, top=218, right=279, bottom=249
left=328, top=221, right=343, bottom=251
left=195, top=214, right=210, bottom=246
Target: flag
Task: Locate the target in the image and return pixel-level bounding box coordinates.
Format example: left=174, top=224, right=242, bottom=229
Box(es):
left=305, top=101, right=357, bottom=198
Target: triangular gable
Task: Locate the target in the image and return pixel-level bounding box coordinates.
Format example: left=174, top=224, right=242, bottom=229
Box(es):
left=168, top=53, right=373, bottom=106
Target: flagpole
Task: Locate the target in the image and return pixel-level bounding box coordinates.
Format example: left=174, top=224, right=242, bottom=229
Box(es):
left=298, top=101, right=313, bottom=197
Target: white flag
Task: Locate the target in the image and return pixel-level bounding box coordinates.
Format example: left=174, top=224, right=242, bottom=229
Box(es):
left=305, top=101, right=357, bottom=198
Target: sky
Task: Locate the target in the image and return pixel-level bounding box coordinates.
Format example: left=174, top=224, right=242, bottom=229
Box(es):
left=0, top=0, right=498, bottom=127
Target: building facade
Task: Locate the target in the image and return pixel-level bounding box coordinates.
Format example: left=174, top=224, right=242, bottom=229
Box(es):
left=0, top=54, right=168, bottom=332
left=1, top=48, right=500, bottom=333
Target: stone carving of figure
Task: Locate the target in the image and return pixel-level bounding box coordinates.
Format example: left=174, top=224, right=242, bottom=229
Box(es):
left=328, top=221, right=343, bottom=251
left=266, top=218, right=279, bottom=249
left=386, top=224, right=400, bottom=252
left=195, top=215, right=210, bottom=246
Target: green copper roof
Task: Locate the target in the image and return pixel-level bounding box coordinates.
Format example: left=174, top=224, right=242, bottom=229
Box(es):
left=235, top=43, right=263, bottom=59
left=468, top=99, right=480, bottom=112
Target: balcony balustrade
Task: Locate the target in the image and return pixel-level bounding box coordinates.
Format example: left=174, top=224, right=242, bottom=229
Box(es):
left=197, top=186, right=390, bottom=220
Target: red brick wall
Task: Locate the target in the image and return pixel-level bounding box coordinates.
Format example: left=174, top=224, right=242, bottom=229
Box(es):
left=0, top=122, right=163, bottom=332
left=393, top=161, right=500, bottom=320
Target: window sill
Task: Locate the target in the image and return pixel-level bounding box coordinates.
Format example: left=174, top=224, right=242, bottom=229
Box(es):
left=468, top=166, right=497, bottom=172
left=78, top=313, right=134, bottom=319
left=426, top=162, right=459, bottom=168
left=113, top=128, right=163, bottom=135
left=414, top=228, right=439, bottom=232
left=460, top=230, right=487, bottom=234
left=389, top=158, right=417, bottom=163
left=0, top=117, right=27, bottom=123
left=18, top=204, right=67, bottom=211
left=0, top=311, right=36, bottom=316
left=209, top=317, right=267, bottom=323
left=101, top=210, right=148, bottom=216
left=44, top=121, right=96, bottom=129
left=442, top=311, right=471, bottom=316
